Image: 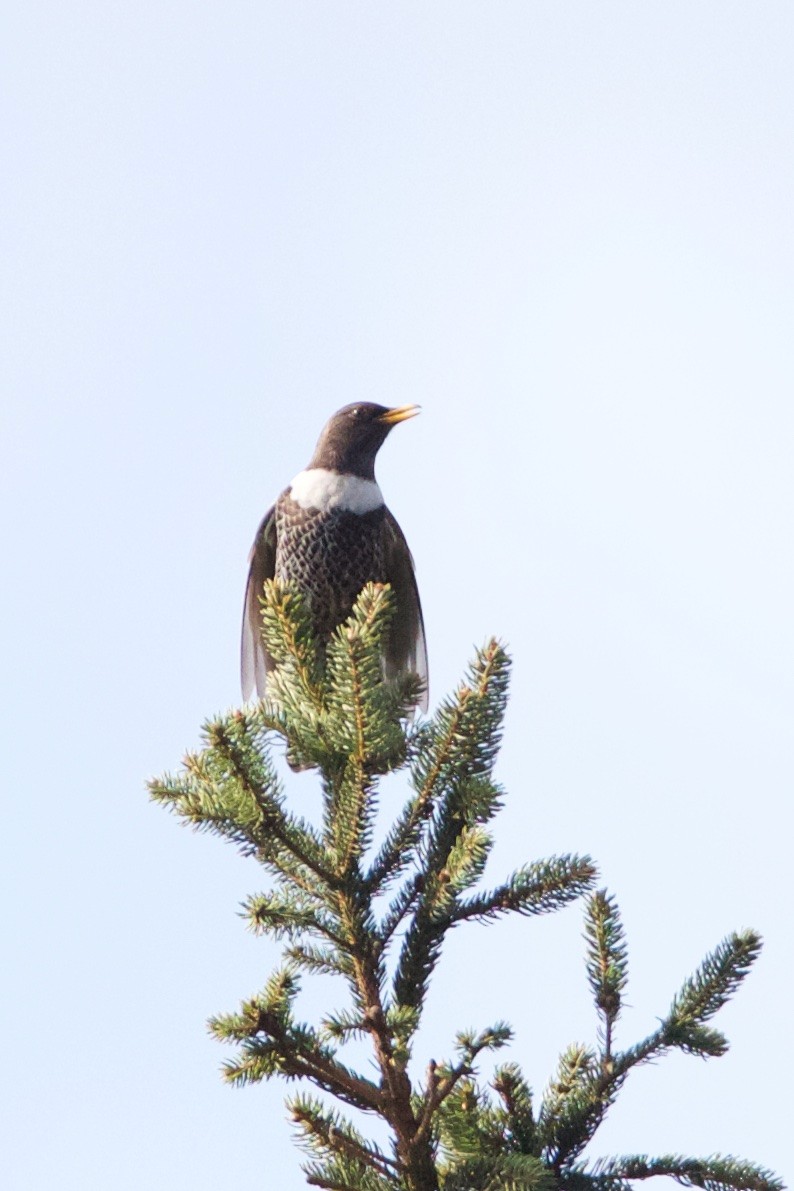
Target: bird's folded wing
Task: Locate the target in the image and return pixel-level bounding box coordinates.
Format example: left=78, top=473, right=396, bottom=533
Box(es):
left=241, top=506, right=277, bottom=700
left=383, top=508, right=429, bottom=712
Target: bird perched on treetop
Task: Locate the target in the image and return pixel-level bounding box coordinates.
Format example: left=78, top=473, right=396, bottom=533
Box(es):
left=241, top=403, right=428, bottom=711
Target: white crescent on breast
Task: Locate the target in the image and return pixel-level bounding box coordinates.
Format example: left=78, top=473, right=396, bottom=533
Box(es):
left=289, top=468, right=384, bottom=514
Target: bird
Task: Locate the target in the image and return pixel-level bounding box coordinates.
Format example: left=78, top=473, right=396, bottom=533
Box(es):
left=241, top=403, right=428, bottom=712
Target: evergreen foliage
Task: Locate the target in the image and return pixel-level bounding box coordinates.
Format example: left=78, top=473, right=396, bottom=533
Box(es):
left=150, top=583, right=780, bottom=1191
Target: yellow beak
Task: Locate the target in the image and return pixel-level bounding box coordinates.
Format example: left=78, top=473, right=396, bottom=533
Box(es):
left=378, top=404, right=421, bottom=426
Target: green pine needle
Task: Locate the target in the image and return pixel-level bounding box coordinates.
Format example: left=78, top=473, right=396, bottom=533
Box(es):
left=584, top=890, right=628, bottom=1054
left=442, top=1153, right=556, bottom=1191
left=666, top=932, right=763, bottom=1031
left=579, top=1153, right=784, bottom=1191
left=454, top=855, right=597, bottom=926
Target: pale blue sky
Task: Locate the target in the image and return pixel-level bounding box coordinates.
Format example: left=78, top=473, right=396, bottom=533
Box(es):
left=3, top=4, right=792, bottom=1188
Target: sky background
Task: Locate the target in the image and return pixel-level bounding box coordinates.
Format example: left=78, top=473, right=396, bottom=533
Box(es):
left=3, top=3, right=792, bottom=1188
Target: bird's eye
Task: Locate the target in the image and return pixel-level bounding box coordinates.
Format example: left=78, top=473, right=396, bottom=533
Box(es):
left=350, top=406, right=361, bottom=418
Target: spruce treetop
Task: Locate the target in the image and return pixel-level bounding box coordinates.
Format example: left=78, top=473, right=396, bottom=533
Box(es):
left=151, top=583, right=780, bottom=1191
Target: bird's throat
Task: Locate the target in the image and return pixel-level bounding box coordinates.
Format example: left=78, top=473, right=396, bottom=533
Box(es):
left=289, top=468, right=384, bottom=514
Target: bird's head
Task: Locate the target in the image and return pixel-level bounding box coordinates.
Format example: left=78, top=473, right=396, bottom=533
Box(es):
left=309, top=403, right=420, bottom=479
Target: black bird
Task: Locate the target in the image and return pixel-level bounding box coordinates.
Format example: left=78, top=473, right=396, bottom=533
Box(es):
left=241, top=403, right=428, bottom=711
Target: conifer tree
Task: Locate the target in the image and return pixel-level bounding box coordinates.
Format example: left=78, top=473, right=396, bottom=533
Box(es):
left=151, top=583, right=780, bottom=1191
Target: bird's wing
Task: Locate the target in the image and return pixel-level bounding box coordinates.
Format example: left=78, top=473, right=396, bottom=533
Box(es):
left=383, top=508, right=428, bottom=712
left=241, top=506, right=278, bottom=700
